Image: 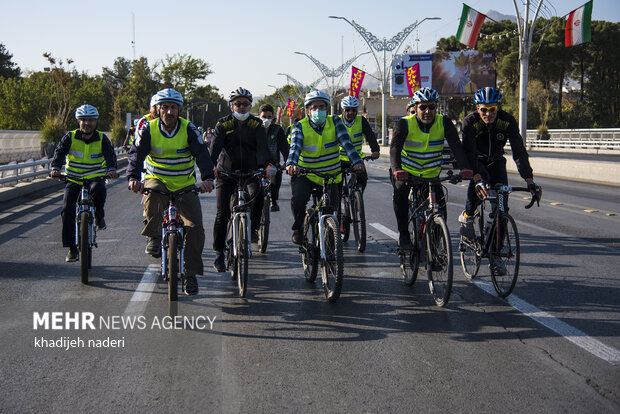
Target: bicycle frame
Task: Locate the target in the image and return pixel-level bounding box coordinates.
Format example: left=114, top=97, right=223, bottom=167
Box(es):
left=74, top=179, right=97, bottom=249
left=161, top=198, right=185, bottom=278
left=231, top=183, right=251, bottom=260
left=308, top=180, right=339, bottom=262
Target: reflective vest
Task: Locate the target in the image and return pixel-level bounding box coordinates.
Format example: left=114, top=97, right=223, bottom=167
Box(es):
left=338, top=114, right=365, bottom=161
left=400, top=114, right=445, bottom=178
left=65, top=130, right=106, bottom=183
left=297, top=116, right=342, bottom=185
left=144, top=117, right=196, bottom=191
left=129, top=113, right=154, bottom=146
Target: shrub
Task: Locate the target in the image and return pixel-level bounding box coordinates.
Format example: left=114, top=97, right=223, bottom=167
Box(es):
left=110, top=120, right=127, bottom=147
left=40, top=115, right=66, bottom=144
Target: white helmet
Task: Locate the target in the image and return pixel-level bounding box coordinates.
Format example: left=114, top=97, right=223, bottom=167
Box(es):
left=340, top=96, right=359, bottom=109
left=152, top=88, right=183, bottom=106
left=304, top=90, right=330, bottom=107
left=149, top=94, right=158, bottom=108
left=75, top=104, right=99, bottom=119
left=229, top=87, right=253, bottom=103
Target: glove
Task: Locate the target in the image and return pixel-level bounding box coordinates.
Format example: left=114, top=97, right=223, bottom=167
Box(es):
left=528, top=181, right=542, bottom=200
left=394, top=170, right=408, bottom=181
left=266, top=164, right=277, bottom=181
left=459, top=169, right=473, bottom=179
left=474, top=180, right=488, bottom=199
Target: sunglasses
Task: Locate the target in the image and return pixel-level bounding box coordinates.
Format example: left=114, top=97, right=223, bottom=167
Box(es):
left=479, top=106, right=498, bottom=113
left=417, top=104, right=436, bottom=111
left=344, top=108, right=358, bottom=112
left=233, top=101, right=251, bottom=108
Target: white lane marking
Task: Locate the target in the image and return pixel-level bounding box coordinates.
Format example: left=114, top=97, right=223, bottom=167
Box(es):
left=123, top=264, right=159, bottom=317
left=370, top=221, right=620, bottom=365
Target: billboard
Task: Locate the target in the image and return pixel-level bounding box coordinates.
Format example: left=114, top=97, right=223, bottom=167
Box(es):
left=390, top=54, right=432, bottom=96
left=432, top=51, right=496, bottom=96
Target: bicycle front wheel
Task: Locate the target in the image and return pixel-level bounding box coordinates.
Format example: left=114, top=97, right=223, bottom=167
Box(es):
left=340, top=196, right=351, bottom=242
left=460, top=212, right=482, bottom=280
left=237, top=216, right=249, bottom=297
left=258, top=195, right=270, bottom=254
left=78, top=212, right=89, bottom=285
left=426, top=215, right=453, bottom=307
left=351, top=190, right=366, bottom=253
left=401, top=211, right=419, bottom=286
left=490, top=213, right=520, bottom=298
left=302, top=211, right=319, bottom=282
left=322, top=216, right=344, bottom=302
left=226, top=219, right=237, bottom=281
left=167, top=232, right=178, bottom=302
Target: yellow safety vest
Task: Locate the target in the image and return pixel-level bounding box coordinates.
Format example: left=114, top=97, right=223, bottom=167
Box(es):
left=400, top=114, right=445, bottom=178
left=298, top=116, right=342, bottom=185
left=339, top=114, right=365, bottom=161
left=65, top=130, right=106, bottom=183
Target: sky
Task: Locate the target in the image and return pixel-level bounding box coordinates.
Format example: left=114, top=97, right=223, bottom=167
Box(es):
left=1, top=0, right=618, bottom=99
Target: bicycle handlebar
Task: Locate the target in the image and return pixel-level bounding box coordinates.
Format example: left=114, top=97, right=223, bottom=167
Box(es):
left=404, top=170, right=469, bottom=185
left=142, top=187, right=200, bottom=198
left=487, top=183, right=542, bottom=209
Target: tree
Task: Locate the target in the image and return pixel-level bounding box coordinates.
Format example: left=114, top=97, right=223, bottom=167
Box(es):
left=158, top=54, right=211, bottom=100
left=124, top=57, right=159, bottom=116
left=0, top=43, right=21, bottom=78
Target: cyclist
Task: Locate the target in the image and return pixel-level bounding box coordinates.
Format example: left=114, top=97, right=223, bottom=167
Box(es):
left=123, top=94, right=159, bottom=150
left=258, top=103, right=288, bottom=212
left=286, top=90, right=365, bottom=245
left=405, top=99, right=416, bottom=116
left=338, top=96, right=380, bottom=193
left=127, top=88, right=214, bottom=296
left=390, top=87, right=472, bottom=250
left=459, top=87, right=541, bottom=274
left=210, top=87, right=275, bottom=272
left=51, top=104, right=118, bottom=262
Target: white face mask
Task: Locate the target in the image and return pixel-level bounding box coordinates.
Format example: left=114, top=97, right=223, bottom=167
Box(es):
left=261, top=118, right=272, bottom=128
left=233, top=111, right=250, bottom=121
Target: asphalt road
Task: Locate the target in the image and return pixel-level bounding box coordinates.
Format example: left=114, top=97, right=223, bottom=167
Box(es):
left=0, top=158, right=619, bottom=413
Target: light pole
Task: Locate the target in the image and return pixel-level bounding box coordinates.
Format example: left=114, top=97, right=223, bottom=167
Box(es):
left=329, top=16, right=440, bottom=145
left=277, top=73, right=323, bottom=100
left=294, top=51, right=370, bottom=115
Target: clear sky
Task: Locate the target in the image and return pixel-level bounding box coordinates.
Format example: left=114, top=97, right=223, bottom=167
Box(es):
left=1, top=0, right=617, bottom=98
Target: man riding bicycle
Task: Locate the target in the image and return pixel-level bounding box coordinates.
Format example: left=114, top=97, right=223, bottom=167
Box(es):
left=459, top=87, right=541, bottom=257
left=390, top=87, right=472, bottom=250
left=127, top=88, right=215, bottom=296
left=258, top=103, right=288, bottom=212
left=51, top=104, right=118, bottom=262
left=210, top=87, right=275, bottom=272
left=286, top=90, right=364, bottom=245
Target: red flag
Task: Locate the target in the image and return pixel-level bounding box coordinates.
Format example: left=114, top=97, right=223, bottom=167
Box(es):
left=406, top=63, right=421, bottom=97
left=286, top=99, right=295, bottom=118
left=297, top=108, right=302, bottom=119
left=276, top=107, right=283, bottom=124
left=349, top=66, right=365, bottom=98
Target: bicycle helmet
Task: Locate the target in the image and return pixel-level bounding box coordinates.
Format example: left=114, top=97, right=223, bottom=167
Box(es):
left=406, top=99, right=416, bottom=110
left=152, top=88, right=184, bottom=106
left=229, top=87, right=253, bottom=103
left=473, top=87, right=502, bottom=104
left=75, top=104, right=99, bottom=119
left=304, top=90, right=330, bottom=107
left=340, top=96, right=359, bottom=109
left=412, top=87, right=440, bottom=103
left=149, top=94, right=158, bottom=108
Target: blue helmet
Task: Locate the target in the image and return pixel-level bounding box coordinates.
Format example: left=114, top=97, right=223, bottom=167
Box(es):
left=75, top=104, right=99, bottom=119
left=304, top=90, right=330, bottom=107
left=340, top=96, right=359, bottom=109
left=474, top=87, right=502, bottom=104
left=152, top=88, right=184, bottom=106
left=412, top=87, right=440, bottom=103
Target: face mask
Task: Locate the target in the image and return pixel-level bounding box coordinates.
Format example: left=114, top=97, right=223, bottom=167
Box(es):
left=233, top=111, right=250, bottom=121
left=310, top=110, right=327, bottom=125
left=261, top=118, right=272, bottom=128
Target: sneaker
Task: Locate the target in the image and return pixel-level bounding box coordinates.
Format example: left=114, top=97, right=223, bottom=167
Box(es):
left=213, top=251, right=226, bottom=272
left=145, top=237, right=161, bottom=258
left=95, top=218, right=106, bottom=230
left=184, top=275, right=198, bottom=295
left=270, top=201, right=280, bottom=212
left=490, top=261, right=507, bottom=276
left=459, top=211, right=475, bottom=240
left=66, top=246, right=78, bottom=262
left=291, top=230, right=303, bottom=245
left=398, top=232, right=414, bottom=250
left=251, top=229, right=259, bottom=243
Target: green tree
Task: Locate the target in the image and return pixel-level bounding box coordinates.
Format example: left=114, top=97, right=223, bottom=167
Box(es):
left=124, top=57, right=159, bottom=116
left=158, top=54, right=211, bottom=100
left=0, top=43, right=21, bottom=78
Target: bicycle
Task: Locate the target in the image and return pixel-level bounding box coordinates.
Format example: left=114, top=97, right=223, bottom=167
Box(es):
left=258, top=165, right=279, bottom=254
left=340, top=156, right=373, bottom=253
left=398, top=170, right=470, bottom=307
left=297, top=170, right=344, bottom=302
left=142, top=186, right=200, bottom=301
left=459, top=183, right=541, bottom=298
left=218, top=169, right=263, bottom=298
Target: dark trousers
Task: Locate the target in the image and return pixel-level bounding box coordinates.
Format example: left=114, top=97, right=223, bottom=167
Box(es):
left=390, top=171, right=445, bottom=235
left=270, top=169, right=283, bottom=202
left=465, top=157, right=508, bottom=216
left=61, top=179, right=106, bottom=247
left=213, top=176, right=262, bottom=252
left=290, top=176, right=340, bottom=231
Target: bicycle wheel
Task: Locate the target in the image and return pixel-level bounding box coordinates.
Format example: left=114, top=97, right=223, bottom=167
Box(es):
left=322, top=216, right=344, bottom=302
left=401, top=211, right=419, bottom=286
left=237, top=215, right=249, bottom=297
left=340, top=196, right=351, bottom=242
left=350, top=190, right=366, bottom=253
left=460, top=211, right=482, bottom=280
left=302, top=211, right=319, bottom=282
left=258, top=195, right=270, bottom=254
left=426, top=215, right=453, bottom=307
left=167, top=232, right=178, bottom=301
left=78, top=211, right=89, bottom=285
left=226, top=218, right=237, bottom=281
left=489, top=213, right=520, bottom=298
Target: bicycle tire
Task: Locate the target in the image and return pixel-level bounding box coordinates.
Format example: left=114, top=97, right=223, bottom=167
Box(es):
left=340, top=196, right=351, bottom=242
left=79, top=212, right=89, bottom=285
left=401, top=209, right=419, bottom=286
left=258, top=195, right=270, bottom=254
left=426, top=215, right=453, bottom=307
left=302, top=211, right=319, bottom=282
left=351, top=190, right=366, bottom=253
left=167, top=232, right=178, bottom=301
left=322, top=216, right=344, bottom=302
left=490, top=213, right=520, bottom=298
left=460, top=211, right=482, bottom=280
left=237, top=215, right=249, bottom=297
left=226, top=219, right=237, bottom=281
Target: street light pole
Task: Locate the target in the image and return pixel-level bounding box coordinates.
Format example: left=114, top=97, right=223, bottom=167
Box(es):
left=329, top=16, right=440, bottom=146
left=276, top=73, right=324, bottom=101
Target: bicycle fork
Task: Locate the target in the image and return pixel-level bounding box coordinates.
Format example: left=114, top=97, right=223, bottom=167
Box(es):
left=232, top=212, right=251, bottom=259
left=316, top=212, right=336, bottom=261
left=161, top=204, right=184, bottom=278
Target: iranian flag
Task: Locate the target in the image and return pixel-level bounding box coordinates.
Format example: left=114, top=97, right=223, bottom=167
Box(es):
left=456, top=4, right=486, bottom=48
left=565, top=1, right=593, bottom=47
